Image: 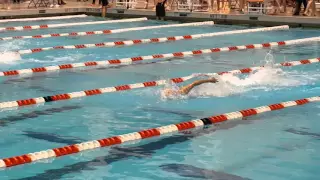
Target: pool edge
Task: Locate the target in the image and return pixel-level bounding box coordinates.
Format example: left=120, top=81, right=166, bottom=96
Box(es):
left=0, top=7, right=319, bottom=28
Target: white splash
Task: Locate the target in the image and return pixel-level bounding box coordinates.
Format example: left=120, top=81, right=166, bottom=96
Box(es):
left=0, top=51, right=21, bottom=64
left=263, top=50, right=275, bottom=68
left=161, top=53, right=318, bottom=99
left=0, top=40, right=27, bottom=51
left=25, top=53, right=86, bottom=64
left=0, top=40, right=26, bottom=64
left=188, top=66, right=315, bottom=98
left=160, top=82, right=188, bottom=100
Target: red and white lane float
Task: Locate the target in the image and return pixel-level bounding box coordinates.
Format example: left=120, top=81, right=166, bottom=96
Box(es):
left=0, top=14, right=87, bottom=23
left=0, top=21, right=214, bottom=40
left=0, top=17, right=148, bottom=32
left=0, top=96, right=318, bottom=168
left=1, top=38, right=319, bottom=77
left=14, top=25, right=289, bottom=55
left=0, top=57, right=318, bottom=109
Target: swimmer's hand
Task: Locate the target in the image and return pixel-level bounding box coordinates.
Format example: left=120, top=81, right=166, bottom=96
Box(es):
left=209, top=77, right=218, bottom=83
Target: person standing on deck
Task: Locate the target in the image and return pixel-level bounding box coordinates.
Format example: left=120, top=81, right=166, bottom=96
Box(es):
left=1, top=0, right=10, bottom=9
left=303, top=0, right=317, bottom=16
left=101, top=0, right=111, bottom=17
left=91, top=0, right=101, bottom=6
left=57, top=0, right=67, bottom=5
left=156, top=0, right=167, bottom=20
left=293, top=0, right=308, bottom=15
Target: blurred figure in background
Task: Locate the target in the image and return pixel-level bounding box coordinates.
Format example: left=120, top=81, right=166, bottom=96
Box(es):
left=57, top=0, right=66, bottom=5
left=91, top=0, right=101, bottom=6
left=303, top=0, right=316, bottom=16
left=1, top=0, right=10, bottom=9
left=156, top=0, right=167, bottom=20
left=293, top=0, right=307, bottom=15
left=101, top=0, right=111, bottom=17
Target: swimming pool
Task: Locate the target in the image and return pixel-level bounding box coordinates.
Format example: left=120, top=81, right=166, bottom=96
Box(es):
left=0, top=16, right=319, bottom=180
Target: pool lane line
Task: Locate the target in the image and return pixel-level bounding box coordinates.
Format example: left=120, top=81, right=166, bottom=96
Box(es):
left=0, top=96, right=319, bottom=168
left=0, top=14, right=88, bottom=23
left=0, top=57, right=318, bottom=110
left=1, top=37, right=319, bottom=77
left=14, top=123, right=251, bottom=180
left=0, top=21, right=214, bottom=41
left=0, top=17, right=148, bottom=32
left=14, top=25, right=289, bottom=55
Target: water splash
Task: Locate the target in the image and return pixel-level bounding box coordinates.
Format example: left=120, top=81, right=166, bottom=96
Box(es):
left=189, top=67, right=312, bottom=98
left=263, top=50, right=275, bottom=68
left=0, top=40, right=26, bottom=64
left=160, top=79, right=188, bottom=100
left=0, top=40, right=27, bottom=51
left=24, top=53, right=86, bottom=64
left=160, top=53, right=317, bottom=99
left=0, top=51, right=21, bottom=64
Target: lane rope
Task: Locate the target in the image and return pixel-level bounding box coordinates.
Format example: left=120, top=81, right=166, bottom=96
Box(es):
left=0, top=21, right=214, bottom=41
left=0, top=14, right=87, bottom=23
left=0, top=18, right=148, bottom=32
left=14, top=25, right=289, bottom=55
left=1, top=37, right=319, bottom=77
left=0, top=57, right=318, bottom=109
left=0, top=96, right=318, bottom=168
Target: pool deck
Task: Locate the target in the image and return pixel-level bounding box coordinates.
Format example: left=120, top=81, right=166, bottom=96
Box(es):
left=0, top=1, right=320, bottom=27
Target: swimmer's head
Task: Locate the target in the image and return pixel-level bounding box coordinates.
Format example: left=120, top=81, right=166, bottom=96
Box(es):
left=162, top=89, right=179, bottom=97
left=161, top=88, right=185, bottom=100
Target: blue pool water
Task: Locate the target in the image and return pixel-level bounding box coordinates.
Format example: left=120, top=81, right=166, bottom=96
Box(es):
left=0, top=16, right=319, bottom=180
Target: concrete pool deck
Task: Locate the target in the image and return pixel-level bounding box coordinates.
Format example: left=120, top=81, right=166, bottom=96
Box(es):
left=0, top=1, right=319, bottom=27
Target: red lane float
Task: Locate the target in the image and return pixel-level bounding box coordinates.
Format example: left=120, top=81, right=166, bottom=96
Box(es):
left=0, top=18, right=148, bottom=32
left=0, top=96, right=319, bottom=168
left=1, top=37, right=319, bottom=77
left=0, top=57, right=318, bottom=109
left=15, top=25, right=289, bottom=55
left=0, top=21, right=214, bottom=41
left=0, top=14, right=87, bottom=23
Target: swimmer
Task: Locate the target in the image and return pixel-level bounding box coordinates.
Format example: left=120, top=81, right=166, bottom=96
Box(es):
left=163, top=77, right=218, bottom=96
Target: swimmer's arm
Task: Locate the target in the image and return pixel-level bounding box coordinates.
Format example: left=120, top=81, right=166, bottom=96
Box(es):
left=179, top=78, right=218, bottom=95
